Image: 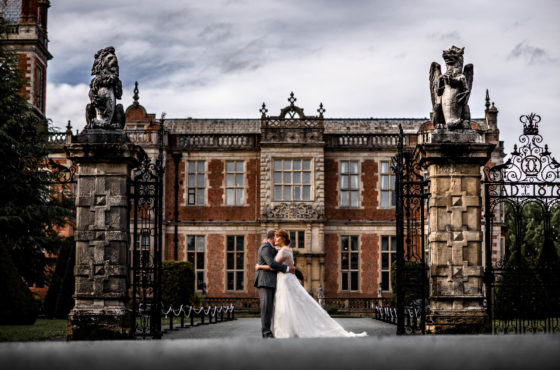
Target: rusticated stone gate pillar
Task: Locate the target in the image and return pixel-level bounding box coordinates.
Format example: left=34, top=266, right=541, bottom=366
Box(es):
left=416, top=130, right=493, bottom=334
left=66, top=130, right=142, bottom=340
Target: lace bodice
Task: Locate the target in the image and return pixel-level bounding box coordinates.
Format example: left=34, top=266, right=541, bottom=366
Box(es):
left=275, top=247, right=294, bottom=266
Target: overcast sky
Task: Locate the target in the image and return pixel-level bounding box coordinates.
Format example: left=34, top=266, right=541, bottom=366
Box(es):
left=45, top=0, right=559, bottom=155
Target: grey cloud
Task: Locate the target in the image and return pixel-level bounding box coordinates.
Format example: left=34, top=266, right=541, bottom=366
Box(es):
left=429, top=31, right=462, bottom=42
left=508, top=42, right=555, bottom=64
left=220, top=39, right=264, bottom=73
left=198, top=23, right=233, bottom=43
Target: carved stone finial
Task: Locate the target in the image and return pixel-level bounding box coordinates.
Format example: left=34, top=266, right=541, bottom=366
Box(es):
left=429, top=46, right=473, bottom=130
left=133, top=81, right=139, bottom=106
left=260, top=102, right=268, bottom=118
left=317, top=103, right=325, bottom=119
left=66, top=120, right=72, bottom=134
left=485, top=89, right=490, bottom=111
left=288, top=92, right=297, bottom=106
left=84, top=46, right=125, bottom=130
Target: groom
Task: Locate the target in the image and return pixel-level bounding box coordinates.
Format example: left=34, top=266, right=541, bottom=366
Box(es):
left=254, top=229, right=295, bottom=338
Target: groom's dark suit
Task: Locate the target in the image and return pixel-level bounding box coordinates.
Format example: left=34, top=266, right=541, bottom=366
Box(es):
left=254, top=241, right=289, bottom=338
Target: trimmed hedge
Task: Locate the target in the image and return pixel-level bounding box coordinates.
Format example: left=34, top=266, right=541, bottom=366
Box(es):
left=162, top=261, right=195, bottom=307
left=0, top=244, right=38, bottom=325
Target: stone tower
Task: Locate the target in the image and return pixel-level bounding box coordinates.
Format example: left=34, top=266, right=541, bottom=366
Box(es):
left=0, top=0, right=51, bottom=115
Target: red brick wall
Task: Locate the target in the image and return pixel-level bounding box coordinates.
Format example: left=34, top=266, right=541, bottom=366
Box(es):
left=206, top=234, right=225, bottom=296
left=361, top=233, right=378, bottom=295
left=325, top=159, right=395, bottom=221
left=17, top=53, right=31, bottom=100
left=324, top=233, right=339, bottom=296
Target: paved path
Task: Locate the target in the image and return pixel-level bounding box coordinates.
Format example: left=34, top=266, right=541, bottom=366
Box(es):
left=163, top=317, right=396, bottom=339
left=1, top=319, right=559, bottom=370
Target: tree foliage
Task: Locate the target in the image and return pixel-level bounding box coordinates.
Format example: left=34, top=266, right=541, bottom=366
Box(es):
left=161, top=261, right=195, bottom=308
left=0, top=25, right=74, bottom=287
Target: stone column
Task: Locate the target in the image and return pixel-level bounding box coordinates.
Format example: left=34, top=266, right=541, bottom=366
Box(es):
left=66, top=130, right=142, bottom=340
left=415, top=130, right=494, bottom=334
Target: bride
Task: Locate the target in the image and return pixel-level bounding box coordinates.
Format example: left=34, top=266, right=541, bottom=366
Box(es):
left=256, top=229, right=367, bottom=338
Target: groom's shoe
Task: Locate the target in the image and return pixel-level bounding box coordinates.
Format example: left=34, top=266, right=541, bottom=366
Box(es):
left=263, top=334, right=275, bottom=339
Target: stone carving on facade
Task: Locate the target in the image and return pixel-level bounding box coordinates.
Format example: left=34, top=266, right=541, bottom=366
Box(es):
left=263, top=202, right=324, bottom=220
left=85, top=46, right=125, bottom=129
left=429, top=46, right=473, bottom=130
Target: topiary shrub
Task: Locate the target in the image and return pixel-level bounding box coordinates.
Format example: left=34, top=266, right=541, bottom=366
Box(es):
left=390, top=260, right=429, bottom=308
left=0, top=244, right=39, bottom=325
left=54, top=240, right=75, bottom=318
left=44, top=238, right=75, bottom=318
left=162, top=261, right=195, bottom=308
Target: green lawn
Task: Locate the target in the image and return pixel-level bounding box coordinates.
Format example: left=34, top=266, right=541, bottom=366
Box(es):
left=0, top=319, right=67, bottom=342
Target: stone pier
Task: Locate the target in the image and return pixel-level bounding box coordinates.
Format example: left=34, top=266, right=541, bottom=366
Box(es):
left=416, top=130, right=493, bottom=334
left=66, top=130, right=142, bottom=340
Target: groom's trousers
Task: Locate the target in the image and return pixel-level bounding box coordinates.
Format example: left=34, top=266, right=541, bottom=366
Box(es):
left=258, top=287, right=275, bottom=337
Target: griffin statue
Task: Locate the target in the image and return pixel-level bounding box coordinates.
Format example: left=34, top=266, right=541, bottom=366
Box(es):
left=429, top=46, right=473, bottom=130
left=85, top=46, right=125, bottom=129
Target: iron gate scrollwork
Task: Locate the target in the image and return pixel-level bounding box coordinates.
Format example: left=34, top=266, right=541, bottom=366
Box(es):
left=392, top=125, right=429, bottom=335
left=130, top=123, right=165, bottom=339
left=483, top=113, right=560, bottom=334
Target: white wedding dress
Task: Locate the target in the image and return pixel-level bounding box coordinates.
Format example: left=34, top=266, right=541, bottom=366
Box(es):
left=272, top=248, right=367, bottom=338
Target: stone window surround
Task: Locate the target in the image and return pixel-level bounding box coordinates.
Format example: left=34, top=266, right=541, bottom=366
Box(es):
left=224, top=160, right=246, bottom=206
left=272, top=157, right=314, bottom=202
left=186, top=235, right=206, bottom=292
left=225, top=234, right=246, bottom=292
left=184, top=158, right=207, bottom=206
left=337, top=159, right=362, bottom=209
left=380, top=235, right=397, bottom=292
left=378, top=159, right=396, bottom=209
left=288, top=230, right=305, bottom=249
left=339, top=234, right=361, bottom=293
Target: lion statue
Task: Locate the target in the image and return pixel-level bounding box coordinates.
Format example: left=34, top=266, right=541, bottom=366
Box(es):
left=429, top=46, right=473, bottom=130
left=85, top=46, right=125, bottom=129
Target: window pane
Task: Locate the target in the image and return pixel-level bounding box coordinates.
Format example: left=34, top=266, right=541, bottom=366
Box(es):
left=290, top=232, right=296, bottom=244
left=188, top=174, right=195, bottom=187
left=227, top=253, right=234, bottom=269
left=227, top=236, right=234, bottom=251
left=236, top=272, right=244, bottom=290
left=341, top=236, right=348, bottom=251
left=382, top=237, right=388, bottom=251
left=350, top=161, right=358, bottom=173
left=197, top=175, right=205, bottom=187
left=391, top=236, right=397, bottom=250
left=197, top=272, right=204, bottom=288
left=351, top=272, right=358, bottom=290
left=196, top=253, right=204, bottom=268
left=341, top=191, right=348, bottom=206
left=350, top=236, right=358, bottom=251
left=293, top=160, right=301, bottom=170
left=298, top=232, right=304, bottom=249
left=284, top=160, right=291, bottom=170
left=236, top=253, right=243, bottom=269
left=381, top=175, right=389, bottom=190
left=303, top=186, right=310, bottom=200
left=197, top=236, right=205, bottom=251
left=294, top=186, right=301, bottom=200
left=382, top=253, right=389, bottom=269
left=236, top=161, right=243, bottom=172
left=188, top=191, right=195, bottom=205
left=391, top=174, right=396, bottom=189
left=283, top=172, right=291, bottom=183
left=341, top=175, right=348, bottom=189
left=303, top=160, right=310, bottom=170
left=381, top=272, right=389, bottom=290
left=342, top=272, right=348, bottom=291
left=188, top=162, right=195, bottom=172
left=197, top=190, right=204, bottom=205
left=226, top=161, right=234, bottom=172
left=381, top=161, right=389, bottom=173
left=302, top=172, right=310, bottom=184
left=227, top=272, right=234, bottom=290
left=350, top=175, right=358, bottom=189
left=381, top=191, right=389, bottom=207
left=283, top=186, right=291, bottom=201
left=226, top=174, right=234, bottom=186
left=341, top=161, right=348, bottom=174
left=236, top=236, right=244, bottom=250
left=351, top=253, right=358, bottom=269
left=350, top=191, right=359, bottom=207
left=274, top=186, right=282, bottom=200
left=274, top=160, right=282, bottom=171
left=341, top=254, right=348, bottom=270
left=226, top=189, right=234, bottom=205
left=293, top=172, right=301, bottom=183
left=274, top=172, right=282, bottom=184
left=187, top=253, right=194, bottom=264
left=391, top=191, right=396, bottom=206
left=236, top=174, right=243, bottom=186
left=391, top=252, right=396, bottom=264
left=187, top=236, right=195, bottom=250
left=236, top=189, right=243, bottom=204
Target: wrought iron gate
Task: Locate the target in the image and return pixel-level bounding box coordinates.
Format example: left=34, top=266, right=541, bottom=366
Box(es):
left=392, top=125, right=429, bottom=335
left=483, top=113, right=560, bottom=334
left=130, top=125, right=165, bottom=339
